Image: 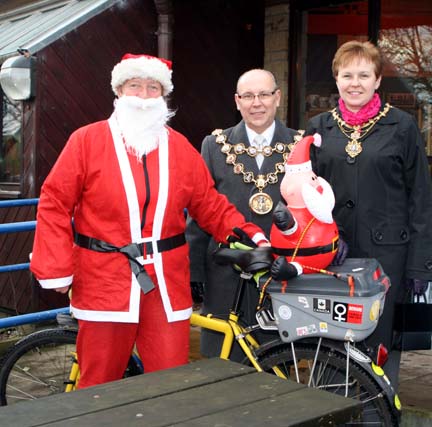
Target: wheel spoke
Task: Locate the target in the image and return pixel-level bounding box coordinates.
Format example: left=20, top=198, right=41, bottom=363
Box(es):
left=258, top=343, right=395, bottom=426
left=0, top=328, right=77, bottom=406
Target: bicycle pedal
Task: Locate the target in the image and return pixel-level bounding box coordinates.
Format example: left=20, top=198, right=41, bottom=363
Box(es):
left=256, top=309, right=278, bottom=330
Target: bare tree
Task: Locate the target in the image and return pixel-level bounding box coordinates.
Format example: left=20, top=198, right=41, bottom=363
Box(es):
left=380, top=25, right=432, bottom=102
left=380, top=25, right=432, bottom=152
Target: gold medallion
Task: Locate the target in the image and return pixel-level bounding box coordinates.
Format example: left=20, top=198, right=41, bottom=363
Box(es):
left=249, top=192, right=273, bottom=215
left=345, top=139, right=363, bottom=158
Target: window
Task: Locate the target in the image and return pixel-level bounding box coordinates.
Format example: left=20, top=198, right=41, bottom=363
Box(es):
left=301, top=1, right=369, bottom=127
left=1, top=90, right=22, bottom=198
left=379, top=0, right=432, bottom=161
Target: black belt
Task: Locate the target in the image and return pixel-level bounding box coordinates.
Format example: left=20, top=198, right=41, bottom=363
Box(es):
left=74, top=232, right=186, bottom=294
left=272, top=237, right=339, bottom=257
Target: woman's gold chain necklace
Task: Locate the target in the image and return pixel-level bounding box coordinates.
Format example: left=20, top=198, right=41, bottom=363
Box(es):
left=212, top=128, right=304, bottom=214
left=332, top=103, right=391, bottom=158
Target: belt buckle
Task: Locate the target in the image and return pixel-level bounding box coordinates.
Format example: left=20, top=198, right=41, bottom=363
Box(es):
left=136, top=237, right=155, bottom=265
left=331, top=236, right=339, bottom=253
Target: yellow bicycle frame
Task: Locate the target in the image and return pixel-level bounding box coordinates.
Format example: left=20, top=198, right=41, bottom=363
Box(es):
left=190, top=312, right=263, bottom=371
left=64, top=352, right=79, bottom=392
left=65, top=310, right=286, bottom=392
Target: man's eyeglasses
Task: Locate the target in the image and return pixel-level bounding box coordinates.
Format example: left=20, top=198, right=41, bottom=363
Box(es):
left=236, top=90, right=277, bottom=102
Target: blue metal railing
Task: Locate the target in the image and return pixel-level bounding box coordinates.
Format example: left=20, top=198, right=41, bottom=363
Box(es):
left=0, top=199, right=39, bottom=208
left=0, top=221, right=37, bottom=234
left=0, top=198, right=70, bottom=330
left=0, top=307, right=70, bottom=329
left=0, top=263, right=31, bottom=274
left=0, top=198, right=38, bottom=273
left=0, top=198, right=38, bottom=235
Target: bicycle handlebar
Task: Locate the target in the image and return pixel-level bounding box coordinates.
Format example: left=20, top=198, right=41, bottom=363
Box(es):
left=213, top=246, right=273, bottom=273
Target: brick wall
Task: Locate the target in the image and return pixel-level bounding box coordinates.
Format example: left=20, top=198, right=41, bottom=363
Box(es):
left=264, top=3, right=290, bottom=123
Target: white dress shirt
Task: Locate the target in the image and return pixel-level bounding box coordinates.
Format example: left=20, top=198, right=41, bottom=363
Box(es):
left=245, top=122, right=276, bottom=168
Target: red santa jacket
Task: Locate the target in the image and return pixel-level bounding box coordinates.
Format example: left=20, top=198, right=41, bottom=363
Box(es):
left=30, top=116, right=265, bottom=323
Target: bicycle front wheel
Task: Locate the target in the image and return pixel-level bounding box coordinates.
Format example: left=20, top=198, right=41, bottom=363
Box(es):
left=258, top=343, right=396, bottom=426
left=0, top=328, right=77, bottom=406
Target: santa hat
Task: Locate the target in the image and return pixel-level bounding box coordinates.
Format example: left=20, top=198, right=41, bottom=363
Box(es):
left=111, top=53, right=173, bottom=96
left=285, top=133, right=321, bottom=175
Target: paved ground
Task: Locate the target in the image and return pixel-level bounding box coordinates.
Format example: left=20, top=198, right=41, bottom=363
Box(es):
left=399, top=349, right=432, bottom=426
left=399, top=350, right=432, bottom=410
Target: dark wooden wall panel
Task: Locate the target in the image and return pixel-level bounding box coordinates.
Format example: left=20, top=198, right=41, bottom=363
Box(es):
left=170, top=0, right=264, bottom=149
left=0, top=206, right=37, bottom=314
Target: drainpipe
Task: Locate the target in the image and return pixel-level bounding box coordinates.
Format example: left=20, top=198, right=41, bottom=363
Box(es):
left=154, top=0, right=173, bottom=60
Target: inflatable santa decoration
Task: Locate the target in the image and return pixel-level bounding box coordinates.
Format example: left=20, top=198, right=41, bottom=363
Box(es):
left=270, top=134, right=339, bottom=279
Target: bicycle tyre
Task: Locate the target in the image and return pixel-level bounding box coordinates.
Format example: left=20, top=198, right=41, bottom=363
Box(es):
left=0, top=328, right=78, bottom=406
left=257, top=342, right=396, bottom=426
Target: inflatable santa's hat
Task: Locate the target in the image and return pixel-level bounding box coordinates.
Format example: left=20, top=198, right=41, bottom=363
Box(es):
left=285, top=133, right=322, bottom=175
left=111, top=53, right=173, bottom=96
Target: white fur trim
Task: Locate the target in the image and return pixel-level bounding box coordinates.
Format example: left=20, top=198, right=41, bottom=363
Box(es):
left=114, top=118, right=190, bottom=323
left=71, top=298, right=138, bottom=323
left=38, top=276, right=73, bottom=289
left=281, top=219, right=298, bottom=236
left=109, top=116, right=143, bottom=322
left=291, top=262, right=303, bottom=275
left=313, top=133, right=322, bottom=147
left=251, top=232, right=268, bottom=245
left=111, top=57, right=173, bottom=95
left=285, top=160, right=312, bottom=175
left=153, top=136, right=193, bottom=321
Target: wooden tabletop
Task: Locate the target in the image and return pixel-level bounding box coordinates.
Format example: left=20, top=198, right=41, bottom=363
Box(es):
left=0, top=358, right=361, bottom=426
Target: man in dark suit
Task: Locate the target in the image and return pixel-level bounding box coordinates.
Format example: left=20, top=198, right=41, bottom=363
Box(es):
left=186, top=69, right=302, bottom=360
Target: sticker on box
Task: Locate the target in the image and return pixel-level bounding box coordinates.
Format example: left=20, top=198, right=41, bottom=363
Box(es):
left=369, top=300, right=380, bottom=321
left=313, top=298, right=331, bottom=314
left=278, top=305, right=292, bottom=320
left=333, top=302, right=363, bottom=324
left=319, top=322, right=328, bottom=333
left=296, top=324, right=317, bottom=337
left=298, top=296, right=309, bottom=308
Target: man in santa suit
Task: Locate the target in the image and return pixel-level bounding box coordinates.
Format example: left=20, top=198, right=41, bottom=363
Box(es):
left=30, top=53, right=268, bottom=388
left=270, top=134, right=340, bottom=278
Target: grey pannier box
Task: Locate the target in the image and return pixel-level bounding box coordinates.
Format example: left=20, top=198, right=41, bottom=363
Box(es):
left=266, top=258, right=390, bottom=343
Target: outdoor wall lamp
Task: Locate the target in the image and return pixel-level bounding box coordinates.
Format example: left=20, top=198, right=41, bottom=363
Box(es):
left=0, top=53, right=36, bottom=101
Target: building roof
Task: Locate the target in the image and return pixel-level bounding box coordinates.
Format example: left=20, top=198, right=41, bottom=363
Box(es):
left=0, top=0, right=117, bottom=62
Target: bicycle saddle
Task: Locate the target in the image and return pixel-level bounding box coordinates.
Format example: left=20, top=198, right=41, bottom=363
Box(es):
left=213, top=246, right=273, bottom=273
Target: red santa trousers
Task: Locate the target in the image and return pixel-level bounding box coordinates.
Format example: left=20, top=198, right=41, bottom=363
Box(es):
left=76, top=287, right=190, bottom=389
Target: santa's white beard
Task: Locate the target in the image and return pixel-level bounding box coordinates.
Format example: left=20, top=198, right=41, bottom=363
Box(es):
left=301, top=177, right=335, bottom=224
left=114, top=96, right=174, bottom=159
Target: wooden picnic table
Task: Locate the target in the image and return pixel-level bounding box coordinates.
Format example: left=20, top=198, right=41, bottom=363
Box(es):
left=0, top=358, right=361, bottom=426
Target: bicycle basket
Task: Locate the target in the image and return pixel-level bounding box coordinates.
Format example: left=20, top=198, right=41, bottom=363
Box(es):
left=266, top=258, right=389, bottom=343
